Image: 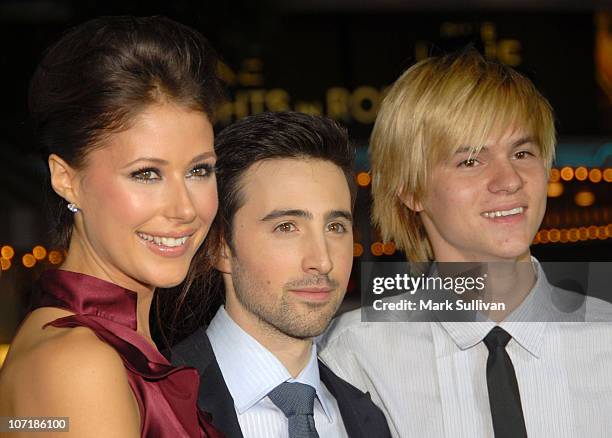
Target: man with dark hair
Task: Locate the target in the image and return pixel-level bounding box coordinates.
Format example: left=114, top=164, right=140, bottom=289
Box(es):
left=172, top=111, right=390, bottom=438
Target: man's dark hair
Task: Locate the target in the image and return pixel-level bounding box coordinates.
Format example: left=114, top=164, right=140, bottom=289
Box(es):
left=165, top=111, right=355, bottom=343
left=215, top=111, right=356, bottom=247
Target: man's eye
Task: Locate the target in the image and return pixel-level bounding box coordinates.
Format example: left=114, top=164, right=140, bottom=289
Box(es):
left=458, top=158, right=480, bottom=168
left=131, top=168, right=161, bottom=182
left=514, top=151, right=534, bottom=159
left=275, top=223, right=296, bottom=233
left=327, top=222, right=347, bottom=233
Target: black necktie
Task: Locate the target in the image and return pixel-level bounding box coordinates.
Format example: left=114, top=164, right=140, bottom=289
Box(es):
left=268, top=382, right=319, bottom=438
left=483, top=327, right=528, bottom=438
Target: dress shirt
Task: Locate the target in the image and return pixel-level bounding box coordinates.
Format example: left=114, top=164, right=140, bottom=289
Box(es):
left=207, top=306, right=348, bottom=438
left=319, top=260, right=612, bottom=438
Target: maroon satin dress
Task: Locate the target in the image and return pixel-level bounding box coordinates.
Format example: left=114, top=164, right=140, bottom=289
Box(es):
left=31, top=269, right=224, bottom=438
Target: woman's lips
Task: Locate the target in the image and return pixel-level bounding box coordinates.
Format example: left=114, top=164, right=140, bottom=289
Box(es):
left=137, top=231, right=193, bottom=258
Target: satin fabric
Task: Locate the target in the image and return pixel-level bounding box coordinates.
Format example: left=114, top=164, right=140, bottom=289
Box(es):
left=32, top=269, right=224, bottom=438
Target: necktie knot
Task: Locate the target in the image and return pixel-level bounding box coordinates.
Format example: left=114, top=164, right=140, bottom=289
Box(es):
left=268, top=382, right=317, bottom=417
left=483, top=326, right=512, bottom=352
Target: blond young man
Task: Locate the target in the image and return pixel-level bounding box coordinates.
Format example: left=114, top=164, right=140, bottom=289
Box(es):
left=319, top=51, right=612, bottom=438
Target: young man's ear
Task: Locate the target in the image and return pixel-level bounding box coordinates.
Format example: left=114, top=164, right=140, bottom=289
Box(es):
left=398, top=188, right=424, bottom=212
left=214, top=237, right=233, bottom=274
left=48, top=154, right=80, bottom=205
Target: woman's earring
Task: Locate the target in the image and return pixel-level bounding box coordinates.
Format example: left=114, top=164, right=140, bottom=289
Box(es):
left=67, top=203, right=80, bottom=213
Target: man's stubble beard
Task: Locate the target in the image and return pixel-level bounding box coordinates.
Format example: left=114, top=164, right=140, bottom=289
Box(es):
left=231, top=257, right=343, bottom=340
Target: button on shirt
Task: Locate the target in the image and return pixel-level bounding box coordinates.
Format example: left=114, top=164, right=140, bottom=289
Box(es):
left=318, top=260, right=612, bottom=438
left=207, top=307, right=348, bottom=438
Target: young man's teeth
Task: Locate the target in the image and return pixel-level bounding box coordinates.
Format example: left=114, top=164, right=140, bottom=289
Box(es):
left=483, top=207, right=524, bottom=218
left=138, top=233, right=188, bottom=247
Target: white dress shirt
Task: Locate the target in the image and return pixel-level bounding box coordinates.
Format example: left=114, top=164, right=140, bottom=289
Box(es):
left=207, top=306, right=348, bottom=438
left=318, top=260, right=612, bottom=438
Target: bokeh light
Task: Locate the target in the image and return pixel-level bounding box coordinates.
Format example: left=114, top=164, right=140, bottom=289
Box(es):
left=574, top=191, right=595, bottom=207
left=589, top=168, right=602, bottom=183
left=0, top=258, right=10, bottom=271
left=383, top=242, right=396, bottom=255
left=575, top=166, right=588, bottom=181
left=597, top=226, right=608, bottom=240
left=371, top=242, right=383, bottom=256
left=22, top=254, right=36, bottom=268
left=568, top=228, right=579, bottom=242
left=32, top=245, right=47, bottom=260
left=549, top=168, right=560, bottom=183
left=560, top=166, right=574, bottom=181
left=549, top=228, right=560, bottom=242
left=1, top=246, right=14, bottom=260
left=356, top=171, right=371, bottom=187
left=547, top=182, right=564, bottom=198
left=48, top=250, right=63, bottom=265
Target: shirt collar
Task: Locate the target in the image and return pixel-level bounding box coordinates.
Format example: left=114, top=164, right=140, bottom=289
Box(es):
left=440, top=257, right=550, bottom=358
left=206, top=306, right=334, bottom=420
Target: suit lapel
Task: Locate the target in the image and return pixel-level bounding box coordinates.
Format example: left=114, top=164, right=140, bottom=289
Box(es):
left=176, top=331, right=386, bottom=438
left=199, top=357, right=244, bottom=438
left=173, top=329, right=244, bottom=438
left=319, top=360, right=369, bottom=438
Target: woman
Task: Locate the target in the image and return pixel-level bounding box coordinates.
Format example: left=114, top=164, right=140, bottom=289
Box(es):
left=0, top=16, right=224, bottom=437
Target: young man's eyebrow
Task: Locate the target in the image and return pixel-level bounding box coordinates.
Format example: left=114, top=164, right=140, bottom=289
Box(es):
left=510, top=136, right=535, bottom=149
left=454, top=136, right=535, bottom=155
left=326, top=210, right=353, bottom=223
left=260, top=209, right=353, bottom=223
left=454, top=146, right=485, bottom=155
left=260, top=209, right=313, bottom=221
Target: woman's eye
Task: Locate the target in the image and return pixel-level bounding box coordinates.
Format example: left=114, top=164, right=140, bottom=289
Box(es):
left=188, top=163, right=214, bottom=178
left=328, top=222, right=347, bottom=233
left=131, top=168, right=161, bottom=182
left=275, top=223, right=296, bottom=233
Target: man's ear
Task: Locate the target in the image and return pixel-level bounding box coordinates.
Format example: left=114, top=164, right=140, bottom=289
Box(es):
left=48, top=154, right=79, bottom=205
left=215, top=238, right=233, bottom=274
left=398, top=188, right=424, bottom=212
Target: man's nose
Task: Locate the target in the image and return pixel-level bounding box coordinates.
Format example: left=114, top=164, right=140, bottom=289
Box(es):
left=301, top=233, right=333, bottom=275
left=487, top=159, right=524, bottom=194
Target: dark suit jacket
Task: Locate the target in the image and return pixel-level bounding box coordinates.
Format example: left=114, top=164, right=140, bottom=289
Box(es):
left=172, top=326, right=391, bottom=438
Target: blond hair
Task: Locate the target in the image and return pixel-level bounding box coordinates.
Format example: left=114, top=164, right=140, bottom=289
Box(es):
left=370, top=50, right=556, bottom=262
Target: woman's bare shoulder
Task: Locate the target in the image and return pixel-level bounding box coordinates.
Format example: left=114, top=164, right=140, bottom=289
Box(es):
left=0, top=312, right=141, bottom=437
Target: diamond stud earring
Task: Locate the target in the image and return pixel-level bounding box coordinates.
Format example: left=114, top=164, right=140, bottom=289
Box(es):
left=67, top=203, right=80, bottom=213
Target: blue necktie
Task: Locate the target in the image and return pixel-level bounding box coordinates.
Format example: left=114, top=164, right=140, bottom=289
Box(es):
left=268, top=382, right=320, bottom=438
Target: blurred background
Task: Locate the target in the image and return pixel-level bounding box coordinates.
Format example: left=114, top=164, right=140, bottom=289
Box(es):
left=1, top=0, right=611, bottom=364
